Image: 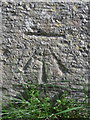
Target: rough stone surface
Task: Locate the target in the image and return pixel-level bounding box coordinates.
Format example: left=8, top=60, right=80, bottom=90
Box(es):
left=1, top=2, right=90, bottom=99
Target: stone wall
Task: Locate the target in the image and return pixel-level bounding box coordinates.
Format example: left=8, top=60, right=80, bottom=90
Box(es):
left=1, top=1, right=90, bottom=99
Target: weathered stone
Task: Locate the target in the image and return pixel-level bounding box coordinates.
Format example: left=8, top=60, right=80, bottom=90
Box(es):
left=1, top=2, right=89, bottom=101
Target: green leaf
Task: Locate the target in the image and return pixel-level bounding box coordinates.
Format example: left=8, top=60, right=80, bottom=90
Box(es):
left=55, top=107, right=82, bottom=115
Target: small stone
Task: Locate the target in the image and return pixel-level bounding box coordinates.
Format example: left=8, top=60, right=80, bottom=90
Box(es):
left=23, top=51, right=30, bottom=57
left=18, top=6, right=24, bottom=10
left=26, top=4, right=31, bottom=11
left=85, top=6, right=88, bottom=10
left=28, top=27, right=34, bottom=32
left=81, top=34, right=87, bottom=40
left=73, top=6, right=77, bottom=11
left=40, top=41, right=48, bottom=45
left=30, top=3, right=35, bottom=8
left=25, top=18, right=34, bottom=28
left=80, top=14, right=87, bottom=19
left=82, top=53, right=88, bottom=57
left=80, top=40, right=85, bottom=45
left=17, top=1, right=22, bottom=6
left=79, top=48, right=84, bottom=52
left=83, top=19, right=88, bottom=23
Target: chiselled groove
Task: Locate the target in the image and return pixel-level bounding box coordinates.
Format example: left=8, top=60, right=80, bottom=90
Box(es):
left=23, top=57, right=32, bottom=71
left=23, top=50, right=36, bottom=72
left=42, top=49, right=48, bottom=83
left=24, top=28, right=66, bottom=38
left=49, top=46, right=70, bottom=74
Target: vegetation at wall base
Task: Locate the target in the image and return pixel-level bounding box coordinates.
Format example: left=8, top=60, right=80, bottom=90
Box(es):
left=2, top=82, right=88, bottom=120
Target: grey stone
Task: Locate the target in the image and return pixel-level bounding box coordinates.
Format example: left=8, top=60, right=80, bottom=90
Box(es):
left=1, top=2, right=89, bottom=103
left=80, top=40, right=85, bottom=45
left=82, top=52, right=88, bottom=57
